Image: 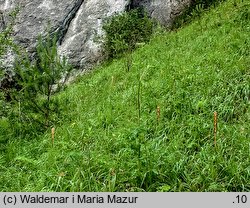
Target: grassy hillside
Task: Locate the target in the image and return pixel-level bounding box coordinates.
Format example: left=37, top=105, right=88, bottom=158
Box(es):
left=0, top=0, right=249, bottom=191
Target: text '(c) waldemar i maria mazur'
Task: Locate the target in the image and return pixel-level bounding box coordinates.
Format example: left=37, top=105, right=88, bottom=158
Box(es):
left=19, top=194, right=139, bottom=204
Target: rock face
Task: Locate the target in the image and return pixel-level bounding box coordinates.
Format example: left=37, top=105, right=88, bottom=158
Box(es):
left=131, top=0, right=191, bottom=27
left=0, top=0, right=191, bottom=70
left=58, top=0, right=129, bottom=68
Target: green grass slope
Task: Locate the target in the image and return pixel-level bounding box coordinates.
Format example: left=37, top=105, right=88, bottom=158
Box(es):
left=0, top=0, right=249, bottom=191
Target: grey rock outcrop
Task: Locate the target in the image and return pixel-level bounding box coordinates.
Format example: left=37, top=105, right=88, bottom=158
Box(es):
left=0, top=0, right=191, bottom=71
left=58, top=0, right=129, bottom=68
left=131, top=0, right=192, bottom=27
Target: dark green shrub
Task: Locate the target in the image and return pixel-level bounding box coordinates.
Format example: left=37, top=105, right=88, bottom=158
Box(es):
left=0, top=9, right=72, bottom=135
left=190, top=0, right=225, bottom=8
left=12, top=34, right=72, bottom=130
left=102, top=9, right=154, bottom=59
left=172, top=0, right=226, bottom=29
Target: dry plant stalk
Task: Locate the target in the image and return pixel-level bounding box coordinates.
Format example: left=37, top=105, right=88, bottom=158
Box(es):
left=157, top=106, right=161, bottom=124
left=213, top=111, right=218, bottom=147
left=51, top=127, right=55, bottom=147
left=111, top=76, right=114, bottom=86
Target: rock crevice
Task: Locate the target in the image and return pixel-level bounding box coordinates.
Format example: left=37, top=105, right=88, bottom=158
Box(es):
left=54, top=0, right=84, bottom=45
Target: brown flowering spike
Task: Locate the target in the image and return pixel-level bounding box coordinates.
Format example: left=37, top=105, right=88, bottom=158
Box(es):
left=51, top=127, right=55, bottom=147
left=111, top=76, right=114, bottom=86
